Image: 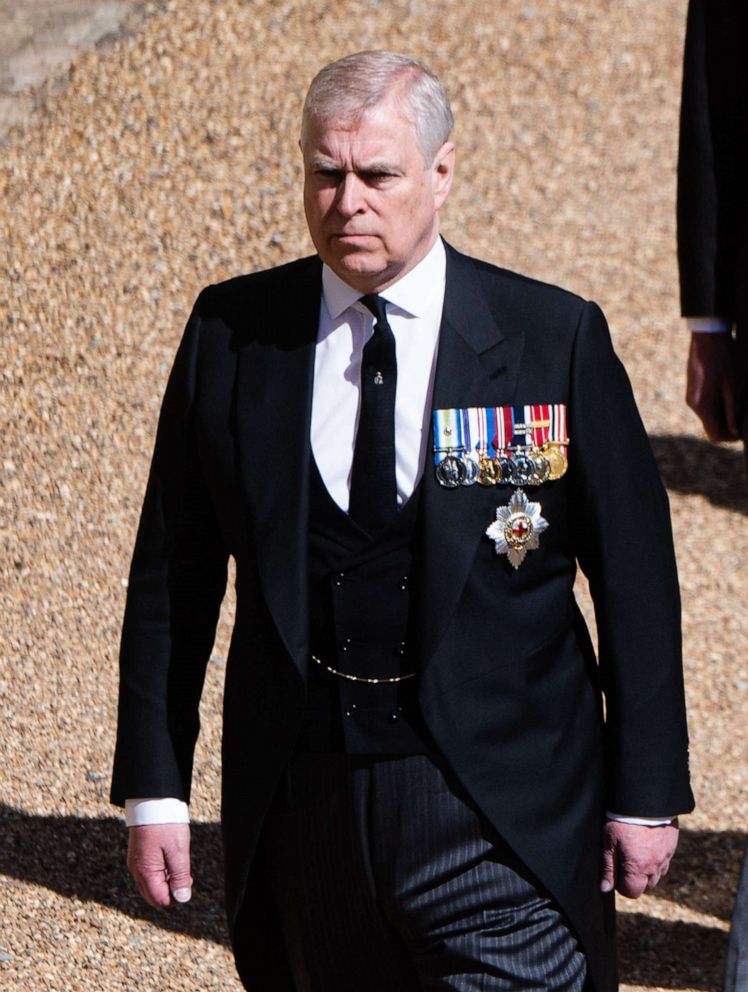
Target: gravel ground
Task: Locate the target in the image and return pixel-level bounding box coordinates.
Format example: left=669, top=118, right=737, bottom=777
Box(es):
left=0, top=1, right=156, bottom=137
left=1, top=1, right=746, bottom=990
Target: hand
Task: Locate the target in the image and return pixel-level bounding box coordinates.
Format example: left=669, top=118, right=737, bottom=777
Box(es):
left=127, top=823, right=192, bottom=908
left=600, top=819, right=679, bottom=898
left=686, top=332, right=740, bottom=442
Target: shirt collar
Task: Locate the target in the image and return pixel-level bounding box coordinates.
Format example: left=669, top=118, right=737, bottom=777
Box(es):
left=321, top=237, right=446, bottom=320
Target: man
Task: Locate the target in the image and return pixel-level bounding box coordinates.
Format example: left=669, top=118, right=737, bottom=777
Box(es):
left=678, top=0, right=748, bottom=458
left=112, top=51, right=694, bottom=991
left=678, top=4, right=748, bottom=986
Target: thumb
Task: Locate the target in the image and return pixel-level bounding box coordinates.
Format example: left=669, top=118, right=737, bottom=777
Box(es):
left=724, top=382, right=740, bottom=439
left=165, top=838, right=193, bottom=903
left=600, top=829, right=616, bottom=893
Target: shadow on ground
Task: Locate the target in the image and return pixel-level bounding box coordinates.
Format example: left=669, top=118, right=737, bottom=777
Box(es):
left=0, top=803, right=743, bottom=988
left=650, top=434, right=748, bottom=514
left=0, top=803, right=229, bottom=945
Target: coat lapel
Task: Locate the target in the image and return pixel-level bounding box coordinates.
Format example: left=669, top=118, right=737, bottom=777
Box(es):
left=418, top=246, right=525, bottom=665
left=234, top=258, right=321, bottom=679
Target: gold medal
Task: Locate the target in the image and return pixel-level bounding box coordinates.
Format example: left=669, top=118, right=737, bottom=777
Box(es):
left=477, top=455, right=500, bottom=486
left=543, top=442, right=568, bottom=480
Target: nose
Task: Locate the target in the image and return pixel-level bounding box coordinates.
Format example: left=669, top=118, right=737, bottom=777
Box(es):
left=336, top=173, right=367, bottom=217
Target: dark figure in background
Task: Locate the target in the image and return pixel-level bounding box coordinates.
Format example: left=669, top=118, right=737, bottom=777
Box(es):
left=678, top=0, right=748, bottom=457
left=678, top=3, right=748, bottom=987
left=112, top=51, right=693, bottom=992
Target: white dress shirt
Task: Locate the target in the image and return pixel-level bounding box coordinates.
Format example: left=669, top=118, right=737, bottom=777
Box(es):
left=687, top=317, right=732, bottom=332
left=311, top=236, right=445, bottom=510
left=125, top=237, right=671, bottom=828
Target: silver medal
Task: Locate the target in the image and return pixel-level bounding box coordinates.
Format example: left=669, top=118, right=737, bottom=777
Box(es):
left=435, top=455, right=467, bottom=488
left=486, top=488, right=549, bottom=569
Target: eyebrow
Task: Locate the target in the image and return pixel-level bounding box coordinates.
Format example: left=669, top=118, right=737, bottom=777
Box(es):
left=309, top=155, right=402, bottom=174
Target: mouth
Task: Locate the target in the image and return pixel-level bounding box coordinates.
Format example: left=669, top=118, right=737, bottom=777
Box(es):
left=331, top=233, right=378, bottom=244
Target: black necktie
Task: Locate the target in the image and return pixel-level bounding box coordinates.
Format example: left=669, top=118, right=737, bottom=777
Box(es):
left=349, top=294, right=397, bottom=532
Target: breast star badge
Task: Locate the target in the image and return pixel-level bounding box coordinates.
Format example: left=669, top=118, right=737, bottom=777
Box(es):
left=486, top=489, right=548, bottom=569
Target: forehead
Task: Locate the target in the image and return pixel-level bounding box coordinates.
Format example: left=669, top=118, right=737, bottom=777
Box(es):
left=303, top=99, right=420, bottom=163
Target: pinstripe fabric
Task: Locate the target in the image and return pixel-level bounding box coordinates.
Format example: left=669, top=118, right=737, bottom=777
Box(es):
left=258, top=752, right=588, bottom=991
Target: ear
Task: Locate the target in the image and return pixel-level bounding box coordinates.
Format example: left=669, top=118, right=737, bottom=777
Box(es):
left=431, top=142, right=455, bottom=210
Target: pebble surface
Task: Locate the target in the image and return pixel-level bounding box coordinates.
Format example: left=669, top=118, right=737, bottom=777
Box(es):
left=1, top=1, right=746, bottom=990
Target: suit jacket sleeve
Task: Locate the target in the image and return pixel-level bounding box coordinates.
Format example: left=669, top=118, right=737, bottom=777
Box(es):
left=111, top=292, right=229, bottom=806
left=677, top=0, right=748, bottom=318
left=569, top=302, right=693, bottom=817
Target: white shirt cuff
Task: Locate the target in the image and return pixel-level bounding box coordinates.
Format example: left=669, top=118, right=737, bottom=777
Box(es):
left=686, top=317, right=732, bottom=333
left=606, top=811, right=675, bottom=827
left=124, top=797, right=190, bottom=827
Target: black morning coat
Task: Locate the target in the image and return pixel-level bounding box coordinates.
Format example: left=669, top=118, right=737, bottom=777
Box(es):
left=111, top=243, right=694, bottom=992
left=678, top=0, right=748, bottom=396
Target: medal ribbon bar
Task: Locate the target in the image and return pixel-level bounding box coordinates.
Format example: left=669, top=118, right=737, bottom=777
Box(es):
left=433, top=404, right=569, bottom=489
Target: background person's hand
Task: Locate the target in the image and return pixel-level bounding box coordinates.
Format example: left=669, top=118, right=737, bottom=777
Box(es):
left=127, top=823, right=192, bottom=908
left=600, top=820, right=679, bottom=898
left=686, top=331, right=740, bottom=442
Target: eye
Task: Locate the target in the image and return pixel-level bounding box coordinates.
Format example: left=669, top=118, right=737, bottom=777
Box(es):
left=314, top=168, right=345, bottom=185
left=361, top=171, right=396, bottom=187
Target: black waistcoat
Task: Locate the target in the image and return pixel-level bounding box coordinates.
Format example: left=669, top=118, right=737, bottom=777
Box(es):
left=296, top=460, right=433, bottom=754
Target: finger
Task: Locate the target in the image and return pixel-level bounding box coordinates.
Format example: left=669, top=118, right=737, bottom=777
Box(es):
left=723, top=383, right=740, bottom=439
left=600, top=843, right=616, bottom=893
left=703, top=420, right=737, bottom=443
left=132, top=864, right=172, bottom=907
left=136, top=873, right=170, bottom=909
left=128, top=847, right=172, bottom=907
left=646, top=872, right=662, bottom=890
left=696, top=402, right=733, bottom=443
left=616, top=871, right=649, bottom=899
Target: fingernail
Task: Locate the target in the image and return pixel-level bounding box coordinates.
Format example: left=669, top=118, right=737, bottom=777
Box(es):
left=600, top=880, right=613, bottom=893
left=172, top=888, right=191, bottom=903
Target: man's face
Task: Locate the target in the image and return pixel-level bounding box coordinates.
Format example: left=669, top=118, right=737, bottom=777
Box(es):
left=302, top=93, right=454, bottom=293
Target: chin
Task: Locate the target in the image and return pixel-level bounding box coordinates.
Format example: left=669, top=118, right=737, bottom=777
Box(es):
left=331, top=253, right=387, bottom=284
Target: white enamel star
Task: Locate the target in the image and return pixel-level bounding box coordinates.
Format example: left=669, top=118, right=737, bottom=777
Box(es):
left=485, top=488, right=549, bottom=569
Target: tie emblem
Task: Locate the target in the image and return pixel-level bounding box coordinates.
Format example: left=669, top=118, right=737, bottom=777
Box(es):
left=374, top=371, right=384, bottom=385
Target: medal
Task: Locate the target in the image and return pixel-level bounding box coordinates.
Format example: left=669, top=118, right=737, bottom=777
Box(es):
left=543, top=442, right=568, bottom=480
left=541, top=405, right=568, bottom=480
left=461, top=455, right=480, bottom=486
left=433, top=409, right=467, bottom=487
left=435, top=455, right=467, bottom=488
left=486, top=489, right=549, bottom=569
left=497, top=453, right=513, bottom=483
left=433, top=404, right=569, bottom=489
left=476, top=451, right=500, bottom=485
left=531, top=451, right=551, bottom=484
left=508, top=452, right=536, bottom=486
left=459, top=409, right=479, bottom=486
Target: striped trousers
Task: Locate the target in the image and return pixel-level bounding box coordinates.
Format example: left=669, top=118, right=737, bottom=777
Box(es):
left=257, top=751, right=589, bottom=991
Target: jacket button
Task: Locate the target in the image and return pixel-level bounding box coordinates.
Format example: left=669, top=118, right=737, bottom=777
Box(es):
left=396, top=641, right=406, bottom=657
left=388, top=712, right=400, bottom=724
left=340, top=637, right=352, bottom=652
left=334, top=572, right=345, bottom=587
left=399, top=575, right=409, bottom=591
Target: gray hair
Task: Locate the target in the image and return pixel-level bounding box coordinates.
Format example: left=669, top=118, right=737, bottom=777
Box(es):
left=300, top=51, right=454, bottom=164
